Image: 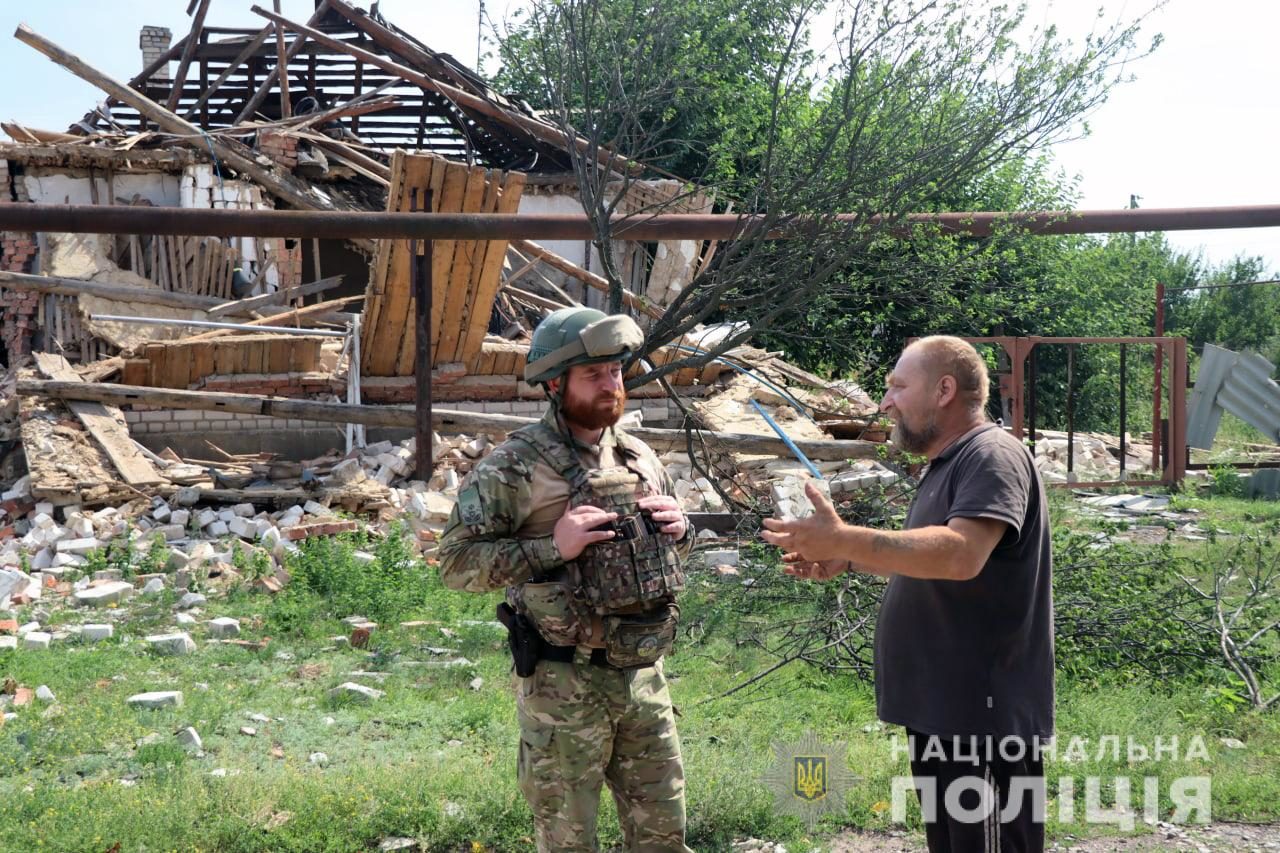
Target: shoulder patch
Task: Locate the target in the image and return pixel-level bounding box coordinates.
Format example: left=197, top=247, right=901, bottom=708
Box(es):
left=457, top=483, right=486, bottom=527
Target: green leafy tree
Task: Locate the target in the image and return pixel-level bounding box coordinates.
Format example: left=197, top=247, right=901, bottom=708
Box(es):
left=495, top=0, right=1161, bottom=363
left=1169, top=255, right=1280, bottom=363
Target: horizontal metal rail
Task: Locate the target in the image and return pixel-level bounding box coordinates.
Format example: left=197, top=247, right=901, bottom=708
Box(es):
left=3, top=203, right=1280, bottom=240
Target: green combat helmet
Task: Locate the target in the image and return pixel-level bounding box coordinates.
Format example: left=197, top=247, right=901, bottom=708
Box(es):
left=523, top=307, right=645, bottom=385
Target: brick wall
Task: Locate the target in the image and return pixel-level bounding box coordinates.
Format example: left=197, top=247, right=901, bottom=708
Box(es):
left=276, top=237, right=303, bottom=291
left=124, top=407, right=337, bottom=435
left=257, top=132, right=299, bottom=170
left=0, top=160, right=37, bottom=363
left=124, top=397, right=682, bottom=439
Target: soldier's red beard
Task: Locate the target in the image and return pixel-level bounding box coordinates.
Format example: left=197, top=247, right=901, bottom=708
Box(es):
left=561, top=380, right=627, bottom=430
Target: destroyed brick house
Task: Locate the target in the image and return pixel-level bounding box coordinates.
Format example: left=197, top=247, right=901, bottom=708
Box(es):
left=0, top=0, right=907, bottom=552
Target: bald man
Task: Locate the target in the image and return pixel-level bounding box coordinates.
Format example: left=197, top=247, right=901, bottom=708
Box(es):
left=762, top=336, right=1053, bottom=853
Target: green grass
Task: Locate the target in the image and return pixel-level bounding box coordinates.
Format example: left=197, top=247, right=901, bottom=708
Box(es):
left=1, top=517, right=1278, bottom=851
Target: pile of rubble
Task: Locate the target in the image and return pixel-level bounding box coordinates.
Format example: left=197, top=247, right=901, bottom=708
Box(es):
left=1030, top=429, right=1159, bottom=483
left=0, top=429, right=483, bottom=615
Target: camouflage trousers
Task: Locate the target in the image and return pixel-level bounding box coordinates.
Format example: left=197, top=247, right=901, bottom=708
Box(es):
left=516, top=653, right=693, bottom=853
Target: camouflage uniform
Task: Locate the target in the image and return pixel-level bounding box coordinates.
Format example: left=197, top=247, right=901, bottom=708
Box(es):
left=439, top=409, right=695, bottom=853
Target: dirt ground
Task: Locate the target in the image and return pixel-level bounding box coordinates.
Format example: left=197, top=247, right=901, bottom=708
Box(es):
left=828, top=821, right=1280, bottom=851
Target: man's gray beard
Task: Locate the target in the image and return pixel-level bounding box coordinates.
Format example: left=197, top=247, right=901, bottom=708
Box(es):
left=891, top=416, right=937, bottom=455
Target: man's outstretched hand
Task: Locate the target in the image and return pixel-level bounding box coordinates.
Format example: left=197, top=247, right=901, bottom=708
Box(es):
left=761, top=481, right=847, bottom=563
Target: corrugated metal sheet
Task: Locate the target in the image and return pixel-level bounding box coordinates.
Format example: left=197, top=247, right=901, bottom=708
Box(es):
left=1246, top=469, right=1280, bottom=500
left=1186, top=344, right=1280, bottom=449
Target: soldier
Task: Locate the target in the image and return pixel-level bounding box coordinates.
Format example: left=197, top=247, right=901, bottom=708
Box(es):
left=438, top=307, right=695, bottom=853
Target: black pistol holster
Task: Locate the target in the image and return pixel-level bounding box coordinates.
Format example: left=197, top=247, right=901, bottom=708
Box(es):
left=496, top=602, right=541, bottom=677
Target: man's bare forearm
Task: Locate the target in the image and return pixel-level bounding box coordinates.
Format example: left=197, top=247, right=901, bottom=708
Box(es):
left=836, top=524, right=971, bottom=580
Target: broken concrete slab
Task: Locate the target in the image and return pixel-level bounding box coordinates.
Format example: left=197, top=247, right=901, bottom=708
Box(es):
left=73, top=581, right=135, bottom=607
left=328, top=682, right=384, bottom=702
left=146, top=632, right=196, bottom=656
left=127, top=691, right=184, bottom=709
left=208, top=617, right=240, bottom=638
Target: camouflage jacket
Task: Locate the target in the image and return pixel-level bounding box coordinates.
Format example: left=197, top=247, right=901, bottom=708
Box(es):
left=438, top=409, right=691, bottom=596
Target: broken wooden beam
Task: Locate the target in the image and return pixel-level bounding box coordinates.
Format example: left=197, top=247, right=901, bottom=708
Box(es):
left=32, top=355, right=165, bottom=488
left=510, top=239, right=662, bottom=319
left=271, top=0, right=292, bottom=120
left=0, top=270, right=227, bottom=312
left=205, top=274, right=343, bottom=318
left=18, top=380, right=887, bottom=461
left=254, top=3, right=642, bottom=178
left=14, top=22, right=375, bottom=253
left=233, top=0, right=330, bottom=124
left=180, top=294, right=361, bottom=343
left=184, top=24, right=275, bottom=119
left=166, top=0, right=213, bottom=111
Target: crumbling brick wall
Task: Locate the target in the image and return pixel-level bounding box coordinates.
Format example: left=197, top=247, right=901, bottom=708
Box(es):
left=0, top=159, right=38, bottom=364
left=257, top=132, right=298, bottom=170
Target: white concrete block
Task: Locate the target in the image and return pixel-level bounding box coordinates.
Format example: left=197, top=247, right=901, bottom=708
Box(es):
left=127, top=691, right=183, bottom=709
left=73, top=581, right=135, bottom=607
left=81, top=624, right=114, bottom=642
left=22, top=631, right=51, bottom=650
left=145, top=632, right=196, bottom=656
left=208, top=617, right=240, bottom=638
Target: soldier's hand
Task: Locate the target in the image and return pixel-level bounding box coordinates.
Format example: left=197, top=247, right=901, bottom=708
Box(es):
left=553, top=505, right=618, bottom=561
left=638, top=495, right=687, bottom=539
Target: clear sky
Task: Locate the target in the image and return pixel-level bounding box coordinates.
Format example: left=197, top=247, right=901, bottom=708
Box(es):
left=1, top=0, right=1276, bottom=274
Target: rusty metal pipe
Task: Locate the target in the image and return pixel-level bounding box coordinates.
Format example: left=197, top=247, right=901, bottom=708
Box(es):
left=3, top=203, right=1280, bottom=241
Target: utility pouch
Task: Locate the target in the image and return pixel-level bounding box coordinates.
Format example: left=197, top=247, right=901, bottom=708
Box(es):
left=519, top=582, right=583, bottom=647
left=602, top=602, right=680, bottom=668
left=496, top=602, right=541, bottom=678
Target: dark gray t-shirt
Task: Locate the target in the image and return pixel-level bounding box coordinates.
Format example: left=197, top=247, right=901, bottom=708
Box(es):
left=874, top=424, right=1054, bottom=740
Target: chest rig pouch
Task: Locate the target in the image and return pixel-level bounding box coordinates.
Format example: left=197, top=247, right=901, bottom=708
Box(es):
left=509, top=422, right=685, bottom=667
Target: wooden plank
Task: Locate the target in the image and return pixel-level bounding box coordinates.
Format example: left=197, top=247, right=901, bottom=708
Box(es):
left=193, top=340, right=215, bottom=382
left=362, top=150, right=414, bottom=374
left=170, top=343, right=193, bottom=388
left=456, top=171, right=527, bottom=364
left=511, top=238, right=661, bottom=320
left=206, top=275, right=343, bottom=318
left=214, top=341, right=238, bottom=375
left=122, top=359, right=150, bottom=385
left=431, top=163, right=488, bottom=366
left=359, top=148, right=406, bottom=368
left=184, top=24, right=274, bottom=119
left=271, top=0, right=292, bottom=120
left=176, top=235, right=191, bottom=293
left=373, top=154, right=437, bottom=376
left=260, top=2, right=641, bottom=177
left=181, top=294, right=361, bottom=343
left=143, top=343, right=164, bottom=386
left=166, top=0, right=213, bottom=111
left=445, top=168, right=503, bottom=365
left=266, top=337, right=289, bottom=373
left=233, top=1, right=330, bottom=124
left=191, top=236, right=208, bottom=296
left=31, top=353, right=165, bottom=487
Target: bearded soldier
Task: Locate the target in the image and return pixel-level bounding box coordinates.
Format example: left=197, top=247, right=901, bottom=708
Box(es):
left=438, top=307, right=694, bottom=853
